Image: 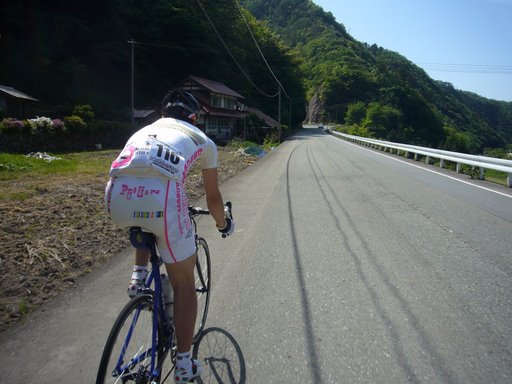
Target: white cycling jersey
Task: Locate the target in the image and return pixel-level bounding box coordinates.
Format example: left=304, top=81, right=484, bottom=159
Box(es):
left=109, top=117, right=217, bottom=181
left=105, top=118, right=218, bottom=263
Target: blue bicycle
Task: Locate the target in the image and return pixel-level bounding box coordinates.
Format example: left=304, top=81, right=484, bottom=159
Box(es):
left=96, top=205, right=214, bottom=383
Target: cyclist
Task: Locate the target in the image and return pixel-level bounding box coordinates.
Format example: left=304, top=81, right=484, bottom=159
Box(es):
left=105, top=89, right=234, bottom=383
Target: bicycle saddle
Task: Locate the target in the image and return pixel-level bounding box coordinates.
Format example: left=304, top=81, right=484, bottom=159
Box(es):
left=129, top=227, right=156, bottom=249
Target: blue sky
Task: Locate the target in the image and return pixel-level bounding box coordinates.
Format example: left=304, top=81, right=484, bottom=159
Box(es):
left=312, top=0, right=512, bottom=102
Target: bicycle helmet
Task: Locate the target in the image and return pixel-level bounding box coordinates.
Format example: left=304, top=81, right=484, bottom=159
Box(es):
left=161, top=89, right=200, bottom=124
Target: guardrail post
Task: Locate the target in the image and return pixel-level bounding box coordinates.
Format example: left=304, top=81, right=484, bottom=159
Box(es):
left=440, top=159, right=445, bottom=169
left=479, top=167, right=485, bottom=180
left=426, top=156, right=431, bottom=165
left=456, top=163, right=462, bottom=173
left=507, top=174, right=512, bottom=188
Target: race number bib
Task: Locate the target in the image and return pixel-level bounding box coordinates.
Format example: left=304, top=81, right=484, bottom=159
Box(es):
left=110, top=138, right=185, bottom=179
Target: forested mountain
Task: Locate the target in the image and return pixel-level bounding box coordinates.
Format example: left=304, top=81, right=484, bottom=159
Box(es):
left=0, top=0, right=305, bottom=127
left=241, top=0, right=512, bottom=153
left=1, top=0, right=511, bottom=153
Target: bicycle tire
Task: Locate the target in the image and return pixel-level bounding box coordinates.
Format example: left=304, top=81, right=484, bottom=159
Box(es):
left=193, top=237, right=211, bottom=344
left=96, top=294, right=166, bottom=384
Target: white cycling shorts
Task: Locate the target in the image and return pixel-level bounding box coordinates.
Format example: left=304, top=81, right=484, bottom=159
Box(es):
left=105, top=176, right=195, bottom=264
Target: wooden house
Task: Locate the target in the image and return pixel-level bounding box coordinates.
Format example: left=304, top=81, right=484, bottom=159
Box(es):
left=179, top=75, right=246, bottom=141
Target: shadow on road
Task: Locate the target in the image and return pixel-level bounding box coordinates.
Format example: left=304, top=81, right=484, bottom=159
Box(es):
left=193, top=327, right=246, bottom=384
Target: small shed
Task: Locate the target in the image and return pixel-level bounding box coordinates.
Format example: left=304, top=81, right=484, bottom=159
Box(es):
left=245, top=106, right=279, bottom=129
left=0, top=85, right=39, bottom=119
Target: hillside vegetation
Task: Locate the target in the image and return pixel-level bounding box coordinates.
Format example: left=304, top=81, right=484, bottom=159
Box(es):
left=241, top=0, right=512, bottom=153
left=1, top=0, right=512, bottom=154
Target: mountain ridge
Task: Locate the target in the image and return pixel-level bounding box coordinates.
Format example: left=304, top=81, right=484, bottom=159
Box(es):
left=240, top=0, right=512, bottom=153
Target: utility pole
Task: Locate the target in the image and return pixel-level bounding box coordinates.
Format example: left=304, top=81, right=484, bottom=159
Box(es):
left=289, top=96, right=292, bottom=131
left=128, top=38, right=135, bottom=128
left=278, top=86, right=282, bottom=142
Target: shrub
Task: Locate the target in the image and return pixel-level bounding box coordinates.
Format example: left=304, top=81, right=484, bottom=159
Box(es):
left=28, top=116, right=53, bottom=135
left=0, top=118, right=33, bottom=152
left=64, top=115, right=87, bottom=131
left=0, top=118, right=25, bottom=134
left=51, top=119, right=66, bottom=134
left=72, top=104, right=95, bottom=122
left=226, top=137, right=255, bottom=150
left=263, top=130, right=280, bottom=149
left=462, top=165, right=481, bottom=179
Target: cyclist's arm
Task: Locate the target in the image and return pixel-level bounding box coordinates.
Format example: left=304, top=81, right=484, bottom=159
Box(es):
left=202, top=168, right=226, bottom=228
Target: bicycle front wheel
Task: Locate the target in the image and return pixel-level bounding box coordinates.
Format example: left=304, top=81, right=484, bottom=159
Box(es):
left=96, top=294, right=165, bottom=384
left=193, top=237, right=211, bottom=344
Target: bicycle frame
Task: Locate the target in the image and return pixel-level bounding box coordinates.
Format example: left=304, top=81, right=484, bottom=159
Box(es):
left=114, top=228, right=175, bottom=381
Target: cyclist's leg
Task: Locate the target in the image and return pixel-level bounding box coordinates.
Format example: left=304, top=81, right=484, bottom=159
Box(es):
left=135, top=248, right=150, bottom=265
left=164, top=254, right=197, bottom=353
left=165, top=255, right=203, bottom=383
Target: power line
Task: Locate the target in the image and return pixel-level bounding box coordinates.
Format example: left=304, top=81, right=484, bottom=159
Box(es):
left=195, top=0, right=280, bottom=98
left=418, top=62, right=512, bottom=75
left=232, top=0, right=289, bottom=98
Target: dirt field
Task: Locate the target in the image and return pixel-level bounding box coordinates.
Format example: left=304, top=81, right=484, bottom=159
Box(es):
left=0, top=148, right=258, bottom=332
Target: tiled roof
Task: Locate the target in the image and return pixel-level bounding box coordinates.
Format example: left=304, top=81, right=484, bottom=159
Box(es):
left=189, top=75, right=244, bottom=99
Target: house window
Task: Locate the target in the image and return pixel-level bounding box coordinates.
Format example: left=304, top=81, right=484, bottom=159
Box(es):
left=211, top=94, right=223, bottom=107
left=211, top=94, right=236, bottom=109
left=225, top=97, right=235, bottom=109
left=206, top=117, right=232, bottom=140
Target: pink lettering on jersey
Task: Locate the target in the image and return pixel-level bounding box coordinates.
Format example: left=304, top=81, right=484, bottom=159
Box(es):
left=120, top=184, right=134, bottom=200
left=176, top=182, right=183, bottom=235
left=120, top=184, right=161, bottom=200
left=182, top=148, right=203, bottom=183
left=111, top=145, right=136, bottom=168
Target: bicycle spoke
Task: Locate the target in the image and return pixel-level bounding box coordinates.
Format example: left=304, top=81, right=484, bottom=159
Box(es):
left=96, top=296, right=159, bottom=383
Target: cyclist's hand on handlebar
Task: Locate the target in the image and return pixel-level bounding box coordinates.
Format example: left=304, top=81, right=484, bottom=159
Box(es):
left=218, top=218, right=234, bottom=237
left=218, top=202, right=234, bottom=237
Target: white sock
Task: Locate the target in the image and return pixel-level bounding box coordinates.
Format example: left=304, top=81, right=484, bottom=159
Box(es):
left=176, top=351, right=192, bottom=370
left=130, top=265, right=147, bottom=281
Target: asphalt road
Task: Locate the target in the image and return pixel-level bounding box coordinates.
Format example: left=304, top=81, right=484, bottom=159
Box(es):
left=1, top=128, right=511, bottom=383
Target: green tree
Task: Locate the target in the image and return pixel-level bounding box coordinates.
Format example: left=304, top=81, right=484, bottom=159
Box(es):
left=345, top=101, right=366, bottom=125
left=363, top=102, right=402, bottom=139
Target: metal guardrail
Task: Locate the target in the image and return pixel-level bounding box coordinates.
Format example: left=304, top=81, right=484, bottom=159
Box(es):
left=329, top=130, right=512, bottom=188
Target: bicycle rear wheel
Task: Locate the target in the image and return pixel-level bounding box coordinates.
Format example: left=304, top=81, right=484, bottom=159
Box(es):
left=193, top=237, right=211, bottom=344
left=96, top=294, right=166, bottom=383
